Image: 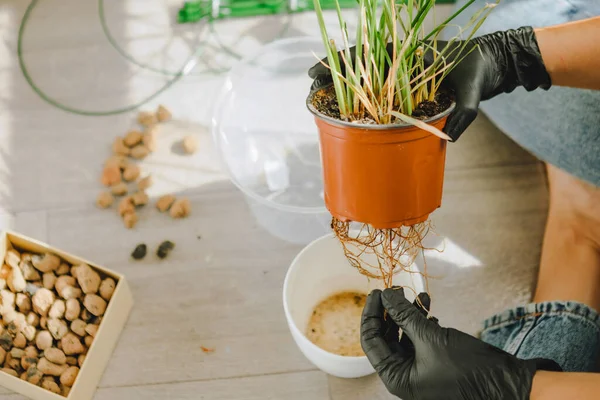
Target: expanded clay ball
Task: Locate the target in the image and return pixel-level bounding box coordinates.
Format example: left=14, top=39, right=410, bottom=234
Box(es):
left=75, top=264, right=101, bottom=294
left=22, top=325, right=36, bottom=342
left=105, top=155, right=128, bottom=170
left=137, top=175, right=153, bottom=191
left=42, top=378, right=61, bottom=394
left=112, top=137, right=130, bottom=156
left=55, top=276, right=76, bottom=298
left=61, top=333, right=85, bottom=355
left=101, top=163, right=121, bottom=187
left=170, top=198, right=191, bottom=219
left=182, top=135, right=198, bottom=154
left=38, top=357, right=68, bottom=376
left=15, top=293, right=31, bottom=313
left=84, top=294, right=107, bottom=317
left=143, top=132, right=156, bottom=152
left=118, top=196, right=135, bottom=216
left=32, top=288, right=55, bottom=316
left=13, top=332, right=26, bottom=349
left=2, top=368, right=17, bottom=377
left=137, top=111, right=158, bottom=127
left=96, top=191, right=114, bottom=209
left=5, top=249, right=20, bottom=269
left=130, top=144, right=150, bottom=160
left=65, top=299, right=80, bottom=322
left=124, top=130, right=143, bottom=147
left=156, top=194, right=176, bottom=212
left=110, top=182, right=128, bottom=196
left=48, top=299, right=66, bottom=319
left=156, top=105, right=172, bottom=122
left=66, top=356, right=77, bottom=366
left=77, top=354, right=86, bottom=368
left=32, top=253, right=61, bottom=273
left=26, top=365, right=43, bottom=385
left=60, top=366, right=79, bottom=387
left=123, top=211, right=138, bottom=229
left=7, top=266, right=26, bottom=293
left=85, top=324, right=98, bottom=337
left=84, top=335, right=93, bottom=347
left=20, top=261, right=40, bottom=281
left=47, top=319, right=69, bottom=340
left=132, top=191, right=149, bottom=206
left=56, top=263, right=70, bottom=276
left=99, top=278, right=116, bottom=301
left=26, top=312, right=39, bottom=327
left=123, top=163, right=140, bottom=182
left=45, top=348, right=66, bottom=365
left=70, top=320, right=86, bottom=337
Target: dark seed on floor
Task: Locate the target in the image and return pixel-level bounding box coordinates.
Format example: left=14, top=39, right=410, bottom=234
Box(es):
left=131, top=244, right=147, bottom=260
left=157, top=240, right=175, bottom=259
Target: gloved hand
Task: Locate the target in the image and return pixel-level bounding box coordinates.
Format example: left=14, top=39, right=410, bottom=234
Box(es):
left=308, top=26, right=551, bottom=141
left=360, top=288, right=562, bottom=400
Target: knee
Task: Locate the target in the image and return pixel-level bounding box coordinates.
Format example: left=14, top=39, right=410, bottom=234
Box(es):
left=547, top=165, right=600, bottom=246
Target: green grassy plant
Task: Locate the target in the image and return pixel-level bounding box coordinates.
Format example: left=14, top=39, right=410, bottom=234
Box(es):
left=313, top=0, right=499, bottom=138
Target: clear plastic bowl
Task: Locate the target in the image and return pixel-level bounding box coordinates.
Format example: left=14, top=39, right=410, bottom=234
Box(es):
left=212, top=37, right=331, bottom=244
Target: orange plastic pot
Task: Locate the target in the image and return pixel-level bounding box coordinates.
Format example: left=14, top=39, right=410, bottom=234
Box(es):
left=308, top=95, right=453, bottom=229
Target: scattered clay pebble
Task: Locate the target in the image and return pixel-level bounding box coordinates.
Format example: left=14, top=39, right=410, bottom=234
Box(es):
left=65, top=299, right=81, bottom=322
left=48, top=319, right=69, bottom=340
left=70, top=319, right=86, bottom=337
left=157, top=241, right=175, bottom=259
left=36, top=331, right=53, bottom=351
left=156, top=105, right=172, bottom=122
left=38, top=357, right=68, bottom=376
left=112, top=137, right=130, bottom=156
left=156, top=194, right=176, bottom=212
left=122, top=164, right=140, bottom=182
left=42, top=378, right=62, bottom=394
left=99, top=278, right=116, bottom=301
left=110, top=182, right=128, bottom=196
left=60, top=366, right=79, bottom=386
left=131, top=244, right=147, bottom=260
left=96, top=191, right=114, bottom=209
left=182, top=135, right=198, bottom=154
left=48, top=300, right=66, bottom=319
left=124, top=130, right=143, bottom=147
left=201, top=346, right=215, bottom=354
left=32, top=288, right=55, bottom=316
left=66, top=356, right=77, bottom=366
left=130, top=144, right=150, bottom=160
left=169, top=198, right=191, bottom=219
left=45, top=348, right=66, bottom=365
left=138, top=111, right=158, bottom=127
left=13, top=332, right=26, bottom=349
left=75, top=264, right=101, bottom=294
left=16, top=293, right=31, bottom=313
left=56, top=263, right=70, bottom=276
left=84, top=335, right=93, bottom=347
left=105, top=155, right=128, bottom=170
left=118, top=196, right=135, bottom=216
left=78, top=354, right=86, bottom=368
left=61, top=333, right=85, bottom=355
left=137, top=175, right=153, bottom=191
left=32, top=254, right=61, bottom=273
left=7, top=266, right=26, bottom=293
left=132, top=191, right=149, bottom=206
left=122, top=211, right=138, bottom=229
left=143, top=133, right=156, bottom=152
left=85, top=324, right=99, bottom=337
left=2, top=368, right=17, bottom=377
left=101, top=163, right=122, bottom=186
left=84, top=294, right=107, bottom=317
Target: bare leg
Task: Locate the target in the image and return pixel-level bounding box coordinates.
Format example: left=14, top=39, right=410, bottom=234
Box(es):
left=534, top=164, right=600, bottom=311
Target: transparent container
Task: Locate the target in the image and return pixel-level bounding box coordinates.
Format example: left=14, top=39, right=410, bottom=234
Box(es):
left=212, top=37, right=331, bottom=244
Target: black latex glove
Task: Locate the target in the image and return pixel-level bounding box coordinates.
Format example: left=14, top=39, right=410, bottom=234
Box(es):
left=308, top=26, right=551, bottom=141
left=360, top=288, right=562, bottom=400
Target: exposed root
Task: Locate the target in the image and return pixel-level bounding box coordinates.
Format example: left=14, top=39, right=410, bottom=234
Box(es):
left=331, top=217, right=434, bottom=306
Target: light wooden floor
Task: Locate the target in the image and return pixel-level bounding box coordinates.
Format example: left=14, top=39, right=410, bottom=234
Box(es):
left=0, top=1, right=548, bottom=399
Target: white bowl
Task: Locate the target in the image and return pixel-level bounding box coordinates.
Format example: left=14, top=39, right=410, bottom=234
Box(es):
left=283, top=233, right=424, bottom=378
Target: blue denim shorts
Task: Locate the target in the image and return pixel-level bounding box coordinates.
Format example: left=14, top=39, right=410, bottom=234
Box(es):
left=449, top=0, right=600, bottom=186
left=481, top=301, right=600, bottom=372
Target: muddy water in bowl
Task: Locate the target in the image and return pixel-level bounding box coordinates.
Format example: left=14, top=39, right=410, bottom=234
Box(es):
left=306, top=291, right=367, bottom=357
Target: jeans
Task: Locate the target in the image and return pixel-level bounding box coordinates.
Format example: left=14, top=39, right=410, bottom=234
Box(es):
left=448, top=0, right=600, bottom=186
left=481, top=301, right=600, bottom=372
